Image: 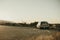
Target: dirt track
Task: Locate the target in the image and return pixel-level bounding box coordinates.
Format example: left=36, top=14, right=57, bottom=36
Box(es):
left=0, top=25, right=60, bottom=40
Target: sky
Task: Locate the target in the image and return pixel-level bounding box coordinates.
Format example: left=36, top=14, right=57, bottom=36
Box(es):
left=0, top=0, right=60, bottom=23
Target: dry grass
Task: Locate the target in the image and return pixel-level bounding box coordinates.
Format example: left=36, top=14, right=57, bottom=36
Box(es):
left=52, top=32, right=60, bottom=40
left=0, top=25, right=60, bottom=40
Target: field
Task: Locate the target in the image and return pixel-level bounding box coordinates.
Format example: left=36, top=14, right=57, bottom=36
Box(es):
left=0, top=25, right=60, bottom=40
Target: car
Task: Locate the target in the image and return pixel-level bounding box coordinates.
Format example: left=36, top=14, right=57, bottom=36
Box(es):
left=40, top=21, right=49, bottom=29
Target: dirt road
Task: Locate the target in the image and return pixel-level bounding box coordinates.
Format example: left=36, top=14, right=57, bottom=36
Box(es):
left=0, top=25, right=60, bottom=40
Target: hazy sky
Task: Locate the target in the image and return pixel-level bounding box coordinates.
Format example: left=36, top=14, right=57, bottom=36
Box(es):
left=0, top=0, right=60, bottom=23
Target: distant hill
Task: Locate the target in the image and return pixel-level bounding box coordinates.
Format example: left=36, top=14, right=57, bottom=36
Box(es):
left=0, top=20, right=14, bottom=25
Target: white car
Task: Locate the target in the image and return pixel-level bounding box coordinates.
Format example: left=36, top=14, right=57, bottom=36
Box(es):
left=36, top=22, right=41, bottom=29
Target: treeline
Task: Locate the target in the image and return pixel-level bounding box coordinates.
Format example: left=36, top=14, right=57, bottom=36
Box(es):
left=0, top=21, right=60, bottom=30
left=0, top=21, right=38, bottom=27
